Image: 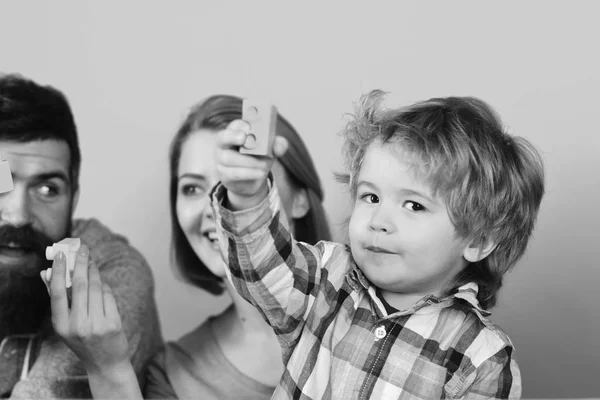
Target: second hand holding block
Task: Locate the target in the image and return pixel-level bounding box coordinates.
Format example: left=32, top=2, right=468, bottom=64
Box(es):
left=44, top=238, right=82, bottom=289
left=240, top=98, right=277, bottom=157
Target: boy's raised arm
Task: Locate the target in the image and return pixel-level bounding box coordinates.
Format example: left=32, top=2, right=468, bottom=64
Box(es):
left=212, top=119, right=325, bottom=351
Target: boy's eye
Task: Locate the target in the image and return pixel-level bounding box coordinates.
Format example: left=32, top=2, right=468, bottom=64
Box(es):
left=403, top=200, right=425, bottom=212
left=361, top=193, right=379, bottom=204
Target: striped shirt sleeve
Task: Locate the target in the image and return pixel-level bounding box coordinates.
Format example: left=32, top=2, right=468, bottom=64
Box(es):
left=461, top=346, right=522, bottom=399
left=211, top=180, right=326, bottom=352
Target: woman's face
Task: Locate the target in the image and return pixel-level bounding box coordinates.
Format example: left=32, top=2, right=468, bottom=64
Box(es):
left=175, top=129, right=306, bottom=277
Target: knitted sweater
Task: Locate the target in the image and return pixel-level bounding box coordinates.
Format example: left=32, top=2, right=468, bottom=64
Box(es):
left=2, top=218, right=164, bottom=399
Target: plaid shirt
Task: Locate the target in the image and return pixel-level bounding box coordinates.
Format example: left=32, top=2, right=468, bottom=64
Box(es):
left=211, top=182, right=521, bottom=399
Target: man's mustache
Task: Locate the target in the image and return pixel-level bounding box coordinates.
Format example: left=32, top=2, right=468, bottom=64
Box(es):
left=0, top=224, right=54, bottom=257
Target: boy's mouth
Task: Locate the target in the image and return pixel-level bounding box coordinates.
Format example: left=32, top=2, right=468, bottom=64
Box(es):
left=364, top=245, right=394, bottom=254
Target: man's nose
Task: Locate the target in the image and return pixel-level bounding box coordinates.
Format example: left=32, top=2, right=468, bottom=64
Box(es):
left=0, top=188, right=33, bottom=227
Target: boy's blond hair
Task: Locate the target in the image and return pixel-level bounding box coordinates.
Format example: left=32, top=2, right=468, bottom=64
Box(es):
left=338, top=90, right=545, bottom=309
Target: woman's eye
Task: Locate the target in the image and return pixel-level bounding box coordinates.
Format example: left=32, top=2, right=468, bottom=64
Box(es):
left=361, top=193, right=379, bottom=204
left=182, top=185, right=204, bottom=196
left=403, top=200, right=425, bottom=212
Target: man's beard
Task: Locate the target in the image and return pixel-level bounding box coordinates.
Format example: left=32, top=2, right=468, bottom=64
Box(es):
left=0, top=223, right=69, bottom=338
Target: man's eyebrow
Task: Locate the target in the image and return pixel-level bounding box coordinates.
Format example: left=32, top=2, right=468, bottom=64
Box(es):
left=33, top=171, right=70, bottom=184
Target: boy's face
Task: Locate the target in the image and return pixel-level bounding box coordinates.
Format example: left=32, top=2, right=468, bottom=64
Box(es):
left=348, top=139, right=472, bottom=300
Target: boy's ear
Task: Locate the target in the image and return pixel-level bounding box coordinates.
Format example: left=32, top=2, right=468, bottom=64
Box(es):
left=291, top=187, right=310, bottom=219
left=463, top=236, right=497, bottom=263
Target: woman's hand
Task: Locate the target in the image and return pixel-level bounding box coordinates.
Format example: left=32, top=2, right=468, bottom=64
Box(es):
left=42, top=244, right=142, bottom=399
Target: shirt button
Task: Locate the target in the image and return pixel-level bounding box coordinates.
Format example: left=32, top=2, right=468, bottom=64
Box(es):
left=374, top=325, right=387, bottom=341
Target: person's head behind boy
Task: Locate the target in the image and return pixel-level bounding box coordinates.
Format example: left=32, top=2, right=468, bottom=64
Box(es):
left=340, top=90, right=545, bottom=311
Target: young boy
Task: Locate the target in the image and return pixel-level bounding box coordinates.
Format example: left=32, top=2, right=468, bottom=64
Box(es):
left=211, top=91, right=545, bottom=399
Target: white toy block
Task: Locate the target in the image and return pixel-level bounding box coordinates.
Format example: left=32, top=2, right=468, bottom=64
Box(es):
left=0, top=158, right=14, bottom=193
left=240, top=98, right=277, bottom=157
left=45, top=238, right=81, bottom=288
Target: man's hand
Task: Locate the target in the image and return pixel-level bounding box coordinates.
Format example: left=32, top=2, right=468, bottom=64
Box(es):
left=41, top=244, right=143, bottom=399
left=42, top=244, right=130, bottom=374
left=216, top=119, right=288, bottom=211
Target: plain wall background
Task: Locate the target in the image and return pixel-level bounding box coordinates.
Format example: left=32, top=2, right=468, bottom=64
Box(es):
left=1, top=1, right=598, bottom=398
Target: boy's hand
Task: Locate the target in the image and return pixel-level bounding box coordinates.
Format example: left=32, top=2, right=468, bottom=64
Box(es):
left=42, top=244, right=131, bottom=376
left=216, top=119, right=288, bottom=210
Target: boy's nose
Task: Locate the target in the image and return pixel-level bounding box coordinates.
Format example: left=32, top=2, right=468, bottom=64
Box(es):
left=368, top=207, right=393, bottom=234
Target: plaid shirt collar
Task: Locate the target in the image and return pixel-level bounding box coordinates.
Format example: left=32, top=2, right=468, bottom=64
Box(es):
left=345, top=261, right=492, bottom=320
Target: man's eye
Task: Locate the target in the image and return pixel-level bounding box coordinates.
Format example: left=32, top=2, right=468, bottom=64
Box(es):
left=37, top=184, right=60, bottom=198
left=403, top=200, right=425, bottom=212
left=361, top=193, right=379, bottom=204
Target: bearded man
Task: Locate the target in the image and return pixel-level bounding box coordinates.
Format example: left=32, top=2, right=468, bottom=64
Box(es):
left=0, top=73, right=163, bottom=399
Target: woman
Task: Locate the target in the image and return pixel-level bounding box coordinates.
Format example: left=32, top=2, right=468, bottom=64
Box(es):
left=146, top=94, right=331, bottom=399
left=46, top=94, right=332, bottom=400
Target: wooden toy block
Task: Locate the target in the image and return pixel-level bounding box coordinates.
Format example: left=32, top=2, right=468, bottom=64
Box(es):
left=45, top=238, right=81, bottom=288
left=240, top=98, right=277, bottom=157
left=0, top=158, right=14, bottom=193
